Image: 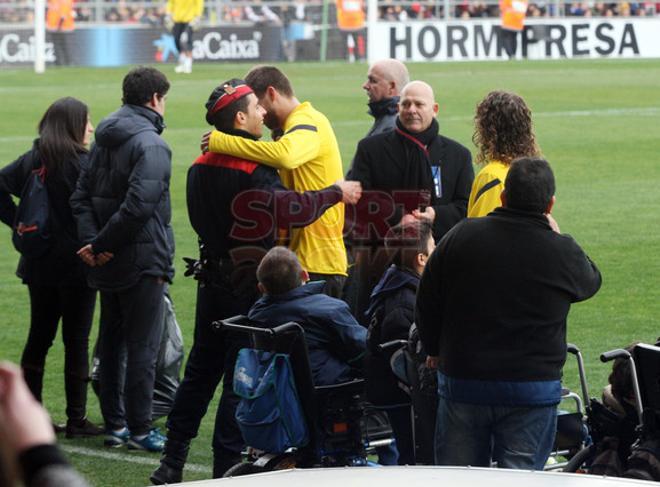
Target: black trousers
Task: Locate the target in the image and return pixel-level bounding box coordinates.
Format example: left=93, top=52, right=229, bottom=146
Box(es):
left=501, top=28, right=519, bottom=58
left=98, top=277, right=165, bottom=436
left=22, top=284, right=96, bottom=421
left=164, top=277, right=255, bottom=474
left=172, top=22, right=193, bottom=52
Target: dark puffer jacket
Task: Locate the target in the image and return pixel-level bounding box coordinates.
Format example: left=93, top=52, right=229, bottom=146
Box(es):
left=70, top=104, right=174, bottom=291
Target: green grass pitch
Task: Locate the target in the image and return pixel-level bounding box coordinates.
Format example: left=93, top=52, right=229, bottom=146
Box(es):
left=0, top=58, right=659, bottom=485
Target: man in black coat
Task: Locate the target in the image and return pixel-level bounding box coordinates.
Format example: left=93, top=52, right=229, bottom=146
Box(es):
left=347, top=80, right=473, bottom=324
left=416, top=157, right=602, bottom=470
left=70, top=67, right=173, bottom=453
left=361, top=59, right=409, bottom=138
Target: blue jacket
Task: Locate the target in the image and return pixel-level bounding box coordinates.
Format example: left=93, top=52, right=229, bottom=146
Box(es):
left=248, top=281, right=366, bottom=386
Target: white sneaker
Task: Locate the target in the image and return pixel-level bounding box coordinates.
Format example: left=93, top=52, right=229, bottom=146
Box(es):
left=183, top=57, right=192, bottom=74
left=174, top=64, right=185, bottom=73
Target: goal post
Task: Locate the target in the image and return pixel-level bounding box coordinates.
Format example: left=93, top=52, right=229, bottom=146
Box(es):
left=34, top=0, right=46, bottom=73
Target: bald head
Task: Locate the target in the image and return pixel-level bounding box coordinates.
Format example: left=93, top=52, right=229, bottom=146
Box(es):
left=398, top=80, right=439, bottom=133
left=363, top=59, right=410, bottom=103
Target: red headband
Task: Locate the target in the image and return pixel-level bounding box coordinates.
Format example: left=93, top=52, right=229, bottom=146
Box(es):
left=209, top=84, right=253, bottom=116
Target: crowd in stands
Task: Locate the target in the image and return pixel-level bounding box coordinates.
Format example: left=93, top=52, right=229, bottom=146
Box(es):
left=1, top=0, right=657, bottom=25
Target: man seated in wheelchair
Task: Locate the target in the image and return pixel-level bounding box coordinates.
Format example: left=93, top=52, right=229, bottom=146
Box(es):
left=248, top=246, right=366, bottom=386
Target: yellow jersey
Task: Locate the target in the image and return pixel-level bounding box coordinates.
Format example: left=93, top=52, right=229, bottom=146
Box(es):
left=467, top=160, right=509, bottom=218
left=166, top=0, right=203, bottom=23
left=208, top=102, right=347, bottom=276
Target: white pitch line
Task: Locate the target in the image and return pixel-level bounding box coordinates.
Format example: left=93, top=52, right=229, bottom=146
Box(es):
left=61, top=445, right=212, bottom=474
left=1, top=107, right=657, bottom=144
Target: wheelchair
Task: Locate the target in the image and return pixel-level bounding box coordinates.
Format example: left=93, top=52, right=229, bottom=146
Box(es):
left=214, top=315, right=393, bottom=476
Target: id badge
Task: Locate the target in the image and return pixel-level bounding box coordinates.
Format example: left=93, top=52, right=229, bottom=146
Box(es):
left=432, top=165, right=442, bottom=198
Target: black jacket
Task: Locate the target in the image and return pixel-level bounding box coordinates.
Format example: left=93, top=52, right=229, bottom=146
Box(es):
left=364, top=265, right=418, bottom=407
left=0, top=141, right=88, bottom=286
left=187, top=147, right=342, bottom=260
left=416, top=207, right=602, bottom=384
left=347, top=127, right=473, bottom=243
left=70, top=104, right=174, bottom=291
left=365, top=97, right=399, bottom=138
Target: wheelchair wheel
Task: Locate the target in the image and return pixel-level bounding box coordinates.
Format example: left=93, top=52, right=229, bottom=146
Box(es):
left=223, top=462, right=264, bottom=477
left=563, top=444, right=597, bottom=472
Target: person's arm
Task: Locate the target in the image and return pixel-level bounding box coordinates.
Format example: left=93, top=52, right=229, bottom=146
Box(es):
left=208, top=117, right=321, bottom=170
left=70, top=153, right=100, bottom=245
left=0, top=152, right=32, bottom=228
left=193, top=0, right=203, bottom=18
left=251, top=166, right=360, bottom=229
left=329, top=302, right=367, bottom=364
left=559, top=233, right=603, bottom=303
left=430, top=149, right=474, bottom=238
left=0, top=362, right=89, bottom=487
left=92, top=144, right=171, bottom=253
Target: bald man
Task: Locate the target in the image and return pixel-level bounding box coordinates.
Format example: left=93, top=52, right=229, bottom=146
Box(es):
left=346, top=81, right=473, bottom=324
left=362, top=59, right=410, bottom=137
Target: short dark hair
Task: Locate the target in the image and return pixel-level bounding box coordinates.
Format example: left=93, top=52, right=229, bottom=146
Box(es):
left=385, top=220, right=433, bottom=269
left=38, top=97, right=88, bottom=173
left=122, top=66, right=170, bottom=106
left=205, top=78, right=251, bottom=132
left=503, top=157, right=555, bottom=213
left=256, top=247, right=303, bottom=295
left=245, top=66, right=294, bottom=98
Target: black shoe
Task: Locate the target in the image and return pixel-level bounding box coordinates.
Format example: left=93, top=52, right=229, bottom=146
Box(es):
left=65, top=418, right=104, bottom=438
left=52, top=422, right=66, bottom=434
left=150, top=462, right=183, bottom=485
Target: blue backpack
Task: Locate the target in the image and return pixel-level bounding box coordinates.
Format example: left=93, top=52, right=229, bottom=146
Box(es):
left=12, top=167, right=53, bottom=258
left=233, top=348, right=309, bottom=453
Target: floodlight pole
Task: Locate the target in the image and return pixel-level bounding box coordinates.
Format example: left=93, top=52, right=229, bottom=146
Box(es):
left=34, top=0, right=46, bottom=73
left=366, top=0, right=377, bottom=64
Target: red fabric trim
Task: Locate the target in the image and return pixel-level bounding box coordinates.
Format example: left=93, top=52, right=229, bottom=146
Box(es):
left=208, top=85, right=253, bottom=116
left=193, top=152, right=259, bottom=175
left=395, top=128, right=429, bottom=157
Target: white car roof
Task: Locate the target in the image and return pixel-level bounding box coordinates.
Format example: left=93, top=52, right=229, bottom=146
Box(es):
left=174, top=466, right=656, bottom=487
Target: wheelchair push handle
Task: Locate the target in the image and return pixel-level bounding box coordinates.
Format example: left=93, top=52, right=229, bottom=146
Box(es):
left=600, top=349, right=631, bottom=363
left=377, top=339, right=408, bottom=354
left=599, top=347, right=644, bottom=425
left=212, top=315, right=304, bottom=338
left=566, top=343, right=590, bottom=409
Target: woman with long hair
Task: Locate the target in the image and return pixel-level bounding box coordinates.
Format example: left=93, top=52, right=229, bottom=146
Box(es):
left=0, top=97, right=101, bottom=438
left=468, top=90, right=540, bottom=218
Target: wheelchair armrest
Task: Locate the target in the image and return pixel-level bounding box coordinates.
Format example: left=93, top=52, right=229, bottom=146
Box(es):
left=314, top=378, right=365, bottom=395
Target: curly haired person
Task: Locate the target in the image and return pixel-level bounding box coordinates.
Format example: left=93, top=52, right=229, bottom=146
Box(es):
left=467, top=91, right=539, bottom=218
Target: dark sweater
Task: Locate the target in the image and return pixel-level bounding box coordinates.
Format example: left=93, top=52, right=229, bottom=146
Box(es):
left=416, top=207, right=602, bottom=405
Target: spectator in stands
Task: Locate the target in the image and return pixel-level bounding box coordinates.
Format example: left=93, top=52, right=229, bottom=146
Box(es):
left=416, top=157, right=602, bottom=470
left=0, top=97, right=101, bottom=440
left=249, top=247, right=366, bottom=386
left=244, top=0, right=281, bottom=24
left=71, top=67, right=173, bottom=453
left=364, top=220, right=434, bottom=465
left=151, top=79, right=360, bottom=485
left=201, top=66, right=349, bottom=299
left=0, top=361, right=90, bottom=487
left=347, top=80, right=473, bottom=324
left=468, top=90, right=539, bottom=218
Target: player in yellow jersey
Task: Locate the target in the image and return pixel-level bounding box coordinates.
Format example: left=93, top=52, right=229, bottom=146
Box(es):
left=201, top=66, right=349, bottom=297
left=166, top=0, right=203, bottom=73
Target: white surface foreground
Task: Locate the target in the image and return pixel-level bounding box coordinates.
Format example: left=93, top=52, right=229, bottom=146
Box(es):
left=172, top=466, right=657, bottom=487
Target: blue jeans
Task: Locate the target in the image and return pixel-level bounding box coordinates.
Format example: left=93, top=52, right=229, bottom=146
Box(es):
left=435, top=396, right=557, bottom=470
